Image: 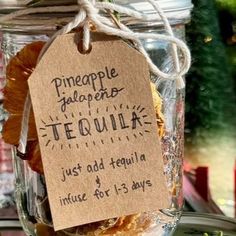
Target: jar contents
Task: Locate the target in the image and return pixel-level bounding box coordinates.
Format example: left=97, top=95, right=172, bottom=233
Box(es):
left=3, top=41, right=169, bottom=235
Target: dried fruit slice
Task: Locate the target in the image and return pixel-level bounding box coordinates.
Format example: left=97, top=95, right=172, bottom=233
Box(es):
left=3, top=41, right=45, bottom=145
left=36, top=223, right=56, bottom=236
left=151, top=83, right=165, bottom=137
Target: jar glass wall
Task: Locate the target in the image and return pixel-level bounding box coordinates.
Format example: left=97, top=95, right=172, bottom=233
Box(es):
left=0, top=1, right=192, bottom=235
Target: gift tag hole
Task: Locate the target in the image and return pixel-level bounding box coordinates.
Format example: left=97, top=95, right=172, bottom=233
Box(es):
left=77, top=41, right=92, bottom=55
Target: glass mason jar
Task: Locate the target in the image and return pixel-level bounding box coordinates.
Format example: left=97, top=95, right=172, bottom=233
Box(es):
left=0, top=32, right=15, bottom=209
left=0, top=0, right=192, bottom=235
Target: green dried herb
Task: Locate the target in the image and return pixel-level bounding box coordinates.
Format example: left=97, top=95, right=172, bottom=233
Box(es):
left=100, top=0, right=120, bottom=21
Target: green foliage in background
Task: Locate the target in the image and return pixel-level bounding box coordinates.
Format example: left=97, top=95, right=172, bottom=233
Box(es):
left=185, top=0, right=235, bottom=141
left=216, top=0, right=236, bottom=95
left=216, top=0, right=236, bottom=15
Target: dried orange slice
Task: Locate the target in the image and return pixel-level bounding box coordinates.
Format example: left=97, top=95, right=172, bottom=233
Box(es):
left=3, top=41, right=45, bottom=174
left=3, top=41, right=45, bottom=145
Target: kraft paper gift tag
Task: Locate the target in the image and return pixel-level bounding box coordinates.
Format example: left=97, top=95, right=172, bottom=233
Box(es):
left=28, top=33, right=169, bottom=231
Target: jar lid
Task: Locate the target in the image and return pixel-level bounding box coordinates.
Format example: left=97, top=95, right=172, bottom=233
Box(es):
left=0, top=0, right=193, bottom=32
left=114, top=0, right=193, bottom=27
left=0, top=0, right=76, bottom=11
left=0, top=0, right=193, bottom=12
left=115, top=0, right=193, bottom=14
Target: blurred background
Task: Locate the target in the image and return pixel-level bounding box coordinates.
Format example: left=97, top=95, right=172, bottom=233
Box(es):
left=184, top=0, right=236, bottom=217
